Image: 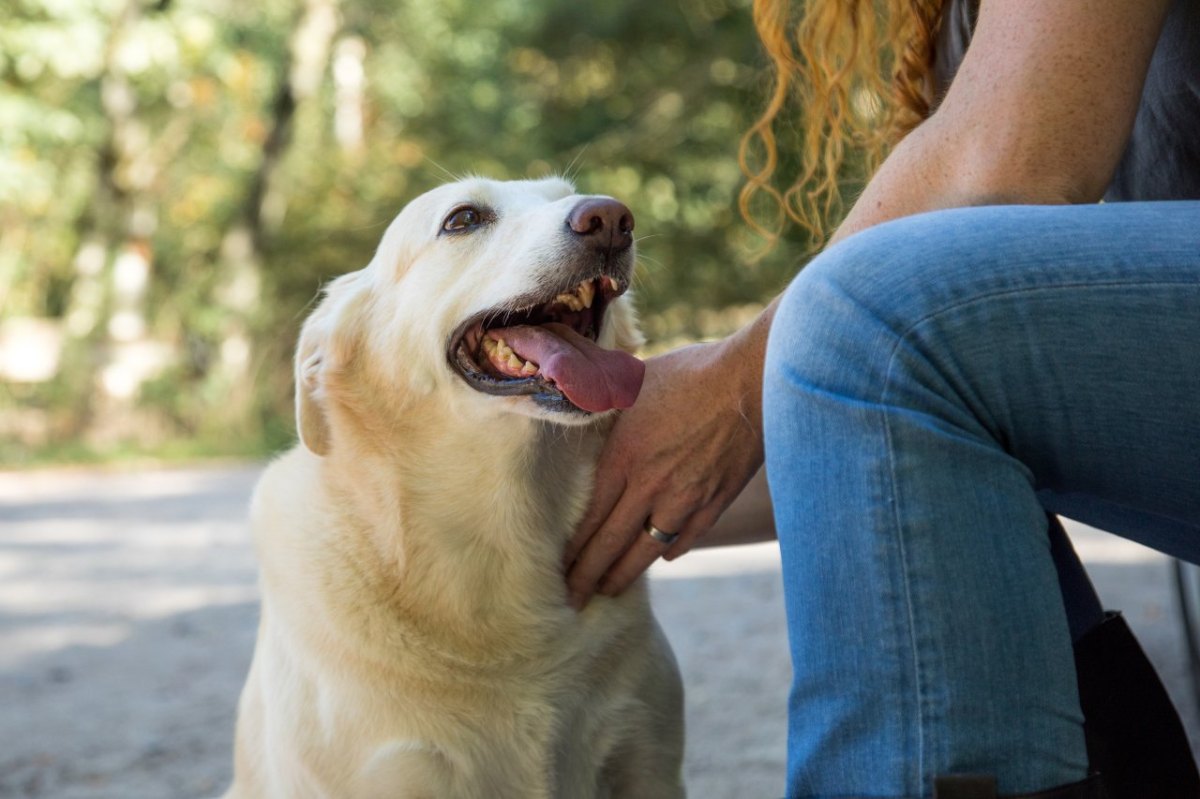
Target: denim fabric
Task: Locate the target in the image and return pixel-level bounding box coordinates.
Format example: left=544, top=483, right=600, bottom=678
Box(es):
left=762, top=201, right=1200, bottom=798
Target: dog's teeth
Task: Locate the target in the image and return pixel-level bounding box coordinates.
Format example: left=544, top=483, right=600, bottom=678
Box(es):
left=520, top=360, right=538, bottom=376
left=577, top=281, right=594, bottom=309
left=506, top=352, right=524, bottom=371
left=487, top=337, right=516, bottom=362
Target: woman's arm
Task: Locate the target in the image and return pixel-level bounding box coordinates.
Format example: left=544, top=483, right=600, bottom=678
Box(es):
left=563, top=0, right=1172, bottom=608
left=832, top=0, right=1172, bottom=242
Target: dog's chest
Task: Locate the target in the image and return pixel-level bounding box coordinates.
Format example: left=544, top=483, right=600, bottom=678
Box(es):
left=353, top=653, right=637, bottom=797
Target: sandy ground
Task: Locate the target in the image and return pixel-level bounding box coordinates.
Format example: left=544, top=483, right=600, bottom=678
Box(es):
left=0, top=464, right=1196, bottom=798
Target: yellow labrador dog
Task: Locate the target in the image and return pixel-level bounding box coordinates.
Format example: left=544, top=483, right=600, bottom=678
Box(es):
left=224, top=177, right=685, bottom=799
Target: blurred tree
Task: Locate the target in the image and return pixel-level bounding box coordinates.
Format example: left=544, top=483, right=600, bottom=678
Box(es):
left=207, top=0, right=339, bottom=432
left=0, top=0, right=831, bottom=464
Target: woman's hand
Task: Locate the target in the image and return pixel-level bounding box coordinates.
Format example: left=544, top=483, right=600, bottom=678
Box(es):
left=563, top=309, right=772, bottom=609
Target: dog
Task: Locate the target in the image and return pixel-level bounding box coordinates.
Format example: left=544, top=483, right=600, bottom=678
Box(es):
left=223, top=177, right=686, bottom=799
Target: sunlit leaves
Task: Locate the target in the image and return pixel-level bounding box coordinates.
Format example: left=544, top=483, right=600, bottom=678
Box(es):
left=4, top=0, right=816, bottom=459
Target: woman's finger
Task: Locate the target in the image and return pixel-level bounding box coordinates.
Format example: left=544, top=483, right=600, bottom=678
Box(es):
left=660, top=500, right=727, bottom=562
left=562, top=456, right=626, bottom=570
left=596, top=512, right=692, bottom=597
left=597, top=499, right=727, bottom=596
left=565, top=490, right=670, bottom=608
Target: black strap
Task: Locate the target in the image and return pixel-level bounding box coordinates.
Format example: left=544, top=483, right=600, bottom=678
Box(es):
left=934, top=773, right=1106, bottom=799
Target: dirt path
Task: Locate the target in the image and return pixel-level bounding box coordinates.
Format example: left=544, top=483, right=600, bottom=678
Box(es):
left=0, top=465, right=1194, bottom=798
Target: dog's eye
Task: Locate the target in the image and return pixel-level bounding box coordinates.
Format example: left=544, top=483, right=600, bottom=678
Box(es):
left=442, top=206, right=486, bottom=233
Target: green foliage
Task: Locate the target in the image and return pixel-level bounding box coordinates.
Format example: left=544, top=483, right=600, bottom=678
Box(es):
left=1, top=0, right=817, bottom=464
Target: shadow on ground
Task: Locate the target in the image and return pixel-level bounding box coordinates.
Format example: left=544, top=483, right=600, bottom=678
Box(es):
left=0, top=602, right=255, bottom=799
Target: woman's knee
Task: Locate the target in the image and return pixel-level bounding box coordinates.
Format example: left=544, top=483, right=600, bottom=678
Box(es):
left=767, top=212, right=944, bottom=395
left=765, top=206, right=1022, bottom=398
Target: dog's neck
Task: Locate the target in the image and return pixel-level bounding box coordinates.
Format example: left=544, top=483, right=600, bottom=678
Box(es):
left=312, top=404, right=609, bottom=665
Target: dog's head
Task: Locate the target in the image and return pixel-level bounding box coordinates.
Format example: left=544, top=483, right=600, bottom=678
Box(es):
left=295, top=177, right=645, bottom=457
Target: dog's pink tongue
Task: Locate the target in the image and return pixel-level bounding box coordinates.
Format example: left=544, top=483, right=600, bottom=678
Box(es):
left=491, top=323, right=644, bottom=412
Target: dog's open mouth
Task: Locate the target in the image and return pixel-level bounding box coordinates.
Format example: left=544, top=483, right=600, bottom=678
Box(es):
left=447, top=275, right=645, bottom=414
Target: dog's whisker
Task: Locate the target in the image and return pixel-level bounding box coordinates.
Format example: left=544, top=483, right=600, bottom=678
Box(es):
left=635, top=254, right=665, bottom=270
left=630, top=270, right=660, bottom=294
left=561, top=143, right=591, bottom=184
left=422, top=156, right=462, bottom=184
left=348, top=217, right=393, bottom=233
left=632, top=265, right=664, bottom=290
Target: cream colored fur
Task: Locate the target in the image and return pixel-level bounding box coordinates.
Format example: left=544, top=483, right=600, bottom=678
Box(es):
left=223, top=177, right=685, bottom=799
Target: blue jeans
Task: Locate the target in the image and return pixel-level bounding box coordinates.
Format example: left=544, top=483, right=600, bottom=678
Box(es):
left=762, top=201, right=1200, bottom=798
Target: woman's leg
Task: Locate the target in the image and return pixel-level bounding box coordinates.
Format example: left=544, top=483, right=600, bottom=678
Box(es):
left=762, top=201, right=1200, bottom=798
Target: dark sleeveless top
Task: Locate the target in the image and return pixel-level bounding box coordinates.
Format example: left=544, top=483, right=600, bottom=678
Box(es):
left=933, top=0, right=1200, bottom=201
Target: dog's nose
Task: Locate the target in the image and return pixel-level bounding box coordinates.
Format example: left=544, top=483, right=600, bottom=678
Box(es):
left=567, top=198, right=634, bottom=252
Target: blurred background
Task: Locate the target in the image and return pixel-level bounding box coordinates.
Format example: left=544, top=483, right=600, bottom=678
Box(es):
left=0, top=0, right=822, bottom=467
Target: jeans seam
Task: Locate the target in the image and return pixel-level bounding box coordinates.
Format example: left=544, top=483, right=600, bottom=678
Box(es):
left=880, top=337, right=928, bottom=796
left=890, top=278, right=1200, bottom=344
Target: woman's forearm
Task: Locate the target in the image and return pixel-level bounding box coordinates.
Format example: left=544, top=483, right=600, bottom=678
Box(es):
left=698, top=109, right=1075, bottom=550
left=829, top=115, right=1074, bottom=250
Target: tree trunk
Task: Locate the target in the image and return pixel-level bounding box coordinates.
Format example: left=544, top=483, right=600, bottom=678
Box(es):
left=208, top=0, right=340, bottom=434
left=58, top=0, right=143, bottom=440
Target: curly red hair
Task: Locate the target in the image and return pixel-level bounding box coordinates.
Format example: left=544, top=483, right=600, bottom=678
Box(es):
left=738, top=0, right=946, bottom=249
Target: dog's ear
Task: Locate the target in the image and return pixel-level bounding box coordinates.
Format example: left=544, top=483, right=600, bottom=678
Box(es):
left=294, top=272, right=369, bottom=457
left=296, top=337, right=332, bottom=457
